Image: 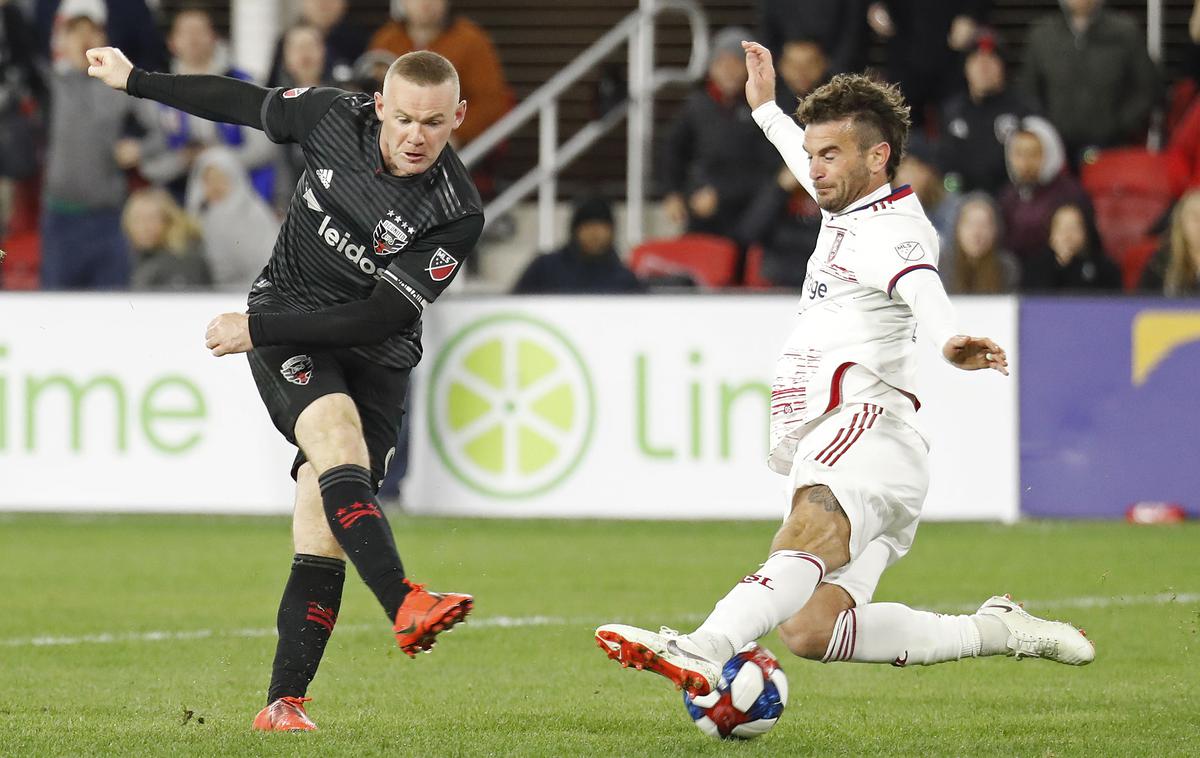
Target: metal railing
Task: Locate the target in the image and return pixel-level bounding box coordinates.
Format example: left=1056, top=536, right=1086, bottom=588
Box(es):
left=458, top=0, right=709, bottom=250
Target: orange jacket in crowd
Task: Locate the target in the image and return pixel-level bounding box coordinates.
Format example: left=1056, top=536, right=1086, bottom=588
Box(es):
left=370, top=17, right=514, bottom=145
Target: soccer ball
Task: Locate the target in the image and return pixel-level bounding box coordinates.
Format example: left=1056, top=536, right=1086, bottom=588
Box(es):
left=682, top=643, right=788, bottom=739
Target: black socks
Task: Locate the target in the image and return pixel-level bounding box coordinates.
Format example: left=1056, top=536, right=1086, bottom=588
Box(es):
left=267, top=553, right=345, bottom=703
left=317, top=464, right=411, bottom=620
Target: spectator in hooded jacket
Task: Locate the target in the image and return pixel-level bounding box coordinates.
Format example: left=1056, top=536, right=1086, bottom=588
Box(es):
left=998, top=115, right=1089, bottom=265
left=660, top=26, right=779, bottom=238
left=773, top=38, right=832, bottom=115
left=939, top=28, right=1033, bottom=196
left=512, top=196, right=643, bottom=295
left=1023, top=201, right=1120, bottom=292
left=184, top=146, right=277, bottom=292
left=1141, top=189, right=1200, bottom=296
left=1019, top=0, right=1159, bottom=166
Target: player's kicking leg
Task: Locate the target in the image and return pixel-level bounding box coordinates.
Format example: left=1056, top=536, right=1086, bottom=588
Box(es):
left=295, top=393, right=472, bottom=657
left=596, top=485, right=849, bottom=695
left=778, top=583, right=1094, bottom=667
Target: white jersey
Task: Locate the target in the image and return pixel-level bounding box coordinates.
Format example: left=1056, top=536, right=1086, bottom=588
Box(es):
left=752, top=102, right=958, bottom=474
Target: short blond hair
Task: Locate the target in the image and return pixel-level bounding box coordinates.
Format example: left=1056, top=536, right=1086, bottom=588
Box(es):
left=387, top=50, right=460, bottom=98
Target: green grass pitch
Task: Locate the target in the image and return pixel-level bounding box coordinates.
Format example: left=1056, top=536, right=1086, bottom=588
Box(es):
left=2, top=514, right=1198, bottom=756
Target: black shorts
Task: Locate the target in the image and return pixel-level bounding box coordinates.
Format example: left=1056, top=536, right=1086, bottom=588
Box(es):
left=247, top=345, right=410, bottom=490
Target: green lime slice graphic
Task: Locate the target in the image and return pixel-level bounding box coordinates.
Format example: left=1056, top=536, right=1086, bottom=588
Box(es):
left=428, top=313, right=595, bottom=498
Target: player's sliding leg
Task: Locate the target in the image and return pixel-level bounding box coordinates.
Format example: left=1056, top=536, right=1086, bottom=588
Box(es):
left=294, top=394, right=472, bottom=657
left=778, top=584, right=1093, bottom=666
left=254, top=465, right=345, bottom=731
left=596, top=485, right=848, bottom=694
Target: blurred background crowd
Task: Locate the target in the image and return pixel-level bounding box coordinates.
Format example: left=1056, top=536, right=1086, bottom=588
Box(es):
left=0, top=0, right=1196, bottom=298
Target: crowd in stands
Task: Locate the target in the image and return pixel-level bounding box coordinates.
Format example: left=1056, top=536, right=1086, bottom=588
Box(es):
left=520, top=0, right=1198, bottom=297
left=0, top=0, right=513, bottom=292
left=1, top=0, right=1198, bottom=298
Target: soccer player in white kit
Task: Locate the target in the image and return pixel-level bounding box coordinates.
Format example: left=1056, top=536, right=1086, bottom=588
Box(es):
left=595, top=41, right=1093, bottom=695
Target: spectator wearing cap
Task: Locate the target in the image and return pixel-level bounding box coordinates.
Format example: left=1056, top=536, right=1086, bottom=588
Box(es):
left=939, top=28, right=1033, bottom=196
left=660, top=26, right=779, bottom=239
left=267, top=0, right=369, bottom=88
left=758, top=0, right=869, bottom=77
left=997, top=115, right=1089, bottom=265
left=369, top=0, right=513, bottom=149
left=36, top=0, right=168, bottom=71
left=40, top=0, right=164, bottom=289
left=1019, top=0, right=1159, bottom=166
left=139, top=7, right=276, bottom=203
left=895, top=135, right=960, bottom=252
left=512, top=197, right=643, bottom=295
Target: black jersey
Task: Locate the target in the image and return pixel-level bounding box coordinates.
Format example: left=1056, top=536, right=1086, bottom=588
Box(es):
left=248, top=86, right=483, bottom=369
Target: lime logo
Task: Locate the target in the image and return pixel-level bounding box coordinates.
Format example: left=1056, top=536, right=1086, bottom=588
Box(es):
left=427, top=313, right=595, bottom=498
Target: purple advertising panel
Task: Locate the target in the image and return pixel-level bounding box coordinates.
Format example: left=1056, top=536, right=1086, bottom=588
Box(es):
left=1020, top=298, right=1200, bottom=518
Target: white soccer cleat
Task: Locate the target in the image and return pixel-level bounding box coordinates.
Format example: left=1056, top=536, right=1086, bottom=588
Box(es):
left=595, top=624, right=724, bottom=695
left=976, top=594, right=1095, bottom=665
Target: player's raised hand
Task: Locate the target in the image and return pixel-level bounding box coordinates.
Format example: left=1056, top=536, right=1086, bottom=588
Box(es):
left=205, top=313, right=253, bottom=357
left=943, top=335, right=1009, bottom=376
left=742, top=41, right=776, bottom=110
left=85, top=46, right=134, bottom=90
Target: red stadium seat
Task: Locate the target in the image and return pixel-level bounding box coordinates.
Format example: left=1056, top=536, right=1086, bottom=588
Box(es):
left=629, top=233, right=738, bottom=288
left=0, top=230, right=40, bottom=290
left=1080, top=149, right=1174, bottom=263
left=1121, top=237, right=1161, bottom=292
left=742, top=244, right=772, bottom=289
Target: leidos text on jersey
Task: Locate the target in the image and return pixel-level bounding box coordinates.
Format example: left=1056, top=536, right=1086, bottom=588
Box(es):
left=316, top=215, right=375, bottom=275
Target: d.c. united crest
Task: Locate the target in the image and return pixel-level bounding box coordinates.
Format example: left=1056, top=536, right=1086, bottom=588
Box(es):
left=281, top=355, right=314, bottom=386
left=373, top=211, right=414, bottom=256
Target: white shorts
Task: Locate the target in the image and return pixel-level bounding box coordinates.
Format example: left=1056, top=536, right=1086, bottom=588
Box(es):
left=785, top=402, right=930, bottom=607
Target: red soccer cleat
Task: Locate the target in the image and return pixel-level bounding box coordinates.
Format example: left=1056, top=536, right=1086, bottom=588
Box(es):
left=252, top=696, right=317, bottom=732
left=392, top=579, right=473, bottom=657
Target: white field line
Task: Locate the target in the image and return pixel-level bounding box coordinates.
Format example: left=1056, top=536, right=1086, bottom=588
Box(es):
left=3, top=592, right=1196, bottom=650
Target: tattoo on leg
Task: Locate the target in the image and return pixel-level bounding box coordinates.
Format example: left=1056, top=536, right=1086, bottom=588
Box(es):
left=809, top=486, right=841, bottom=513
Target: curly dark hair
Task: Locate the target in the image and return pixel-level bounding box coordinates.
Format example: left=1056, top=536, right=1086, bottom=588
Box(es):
left=795, top=73, right=911, bottom=181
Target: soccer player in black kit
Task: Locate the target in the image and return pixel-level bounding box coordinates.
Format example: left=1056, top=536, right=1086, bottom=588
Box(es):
left=86, top=45, right=482, bottom=731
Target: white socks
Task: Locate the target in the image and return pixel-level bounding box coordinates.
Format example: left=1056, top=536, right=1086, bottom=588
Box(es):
left=694, top=550, right=826, bottom=653
left=822, top=603, right=986, bottom=665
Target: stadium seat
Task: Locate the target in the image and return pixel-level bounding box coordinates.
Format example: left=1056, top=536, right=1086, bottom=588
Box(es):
left=0, top=230, right=40, bottom=290
left=1121, top=237, right=1161, bottom=292
left=742, top=244, right=772, bottom=289
left=629, top=233, right=738, bottom=288
left=1081, top=148, right=1175, bottom=263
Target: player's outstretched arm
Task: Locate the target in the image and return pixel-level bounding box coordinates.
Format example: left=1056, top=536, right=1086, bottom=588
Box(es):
left=87, top=45, right=271, bottom=130
left=743, top=41, right=816, bottom=200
